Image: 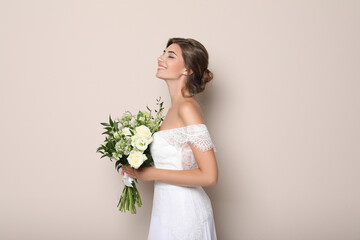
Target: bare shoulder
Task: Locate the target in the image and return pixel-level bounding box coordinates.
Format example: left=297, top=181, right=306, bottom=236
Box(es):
left=177, top=99, right=204, bottom=126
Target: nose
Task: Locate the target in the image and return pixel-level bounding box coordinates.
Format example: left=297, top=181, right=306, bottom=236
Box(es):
left=158, top=53, right=165, bottom=62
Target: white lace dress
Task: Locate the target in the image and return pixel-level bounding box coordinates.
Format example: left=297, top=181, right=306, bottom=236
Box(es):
left=147, top=123, right=217, bottom=240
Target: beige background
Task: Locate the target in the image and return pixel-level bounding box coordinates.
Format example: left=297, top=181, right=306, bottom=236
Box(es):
left=0, top=0, right=359, bottom=239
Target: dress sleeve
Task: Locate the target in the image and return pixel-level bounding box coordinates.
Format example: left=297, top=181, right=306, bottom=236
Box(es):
left=185, top=124, right=217, bottom=152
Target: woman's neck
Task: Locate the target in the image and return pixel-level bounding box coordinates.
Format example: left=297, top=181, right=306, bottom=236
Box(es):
left=164, top=77, right=192, bottom=108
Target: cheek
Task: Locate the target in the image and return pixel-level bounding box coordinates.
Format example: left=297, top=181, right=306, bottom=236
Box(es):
left=168, top=61, right=185, bottom=73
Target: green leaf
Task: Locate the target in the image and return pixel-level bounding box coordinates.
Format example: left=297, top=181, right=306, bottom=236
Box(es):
left=100, top=122, right=110, bottom=126
left=118, top=186, right=127, bottom=212
left=109, top=115, right=114, bottom=126
left=126, top=188, right=130, bottom=211
left=129, top=128, right=134, bottom=135
left=116, top=160, right=122, bottom=172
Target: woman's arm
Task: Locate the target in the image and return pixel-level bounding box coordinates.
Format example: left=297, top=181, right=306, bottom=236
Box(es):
left=123, top=101, right=218, bottom=187
left=124, top=149, right=217, bottom=187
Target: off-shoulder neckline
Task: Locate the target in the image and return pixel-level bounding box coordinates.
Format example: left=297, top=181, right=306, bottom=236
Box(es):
left=154, top=123, right=206, bottom=134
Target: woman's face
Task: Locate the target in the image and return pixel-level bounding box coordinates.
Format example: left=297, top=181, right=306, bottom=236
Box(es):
left=156, top=43, right=187, bottom=80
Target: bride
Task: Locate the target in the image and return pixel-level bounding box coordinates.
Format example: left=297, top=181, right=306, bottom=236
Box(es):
left=122, top=37, right=218, bottom=240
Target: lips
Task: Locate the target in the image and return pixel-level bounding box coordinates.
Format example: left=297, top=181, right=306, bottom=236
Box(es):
left=158, top=64, right=166, bottom=70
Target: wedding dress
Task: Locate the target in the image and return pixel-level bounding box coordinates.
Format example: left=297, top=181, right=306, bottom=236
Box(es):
left=147, top=123, right=217, bottom=240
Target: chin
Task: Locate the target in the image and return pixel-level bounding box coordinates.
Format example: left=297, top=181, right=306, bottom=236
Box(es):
left=156, top=72, right=165, bottom=80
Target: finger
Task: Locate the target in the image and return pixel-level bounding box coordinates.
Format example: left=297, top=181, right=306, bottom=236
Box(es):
left=126, top=169, right=136, bottom=179
left=127, top=171, right=136, bottom=178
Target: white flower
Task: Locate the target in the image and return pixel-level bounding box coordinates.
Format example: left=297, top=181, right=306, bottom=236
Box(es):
left=115, top=141, right=123, bottom=153
left=143, top=112, right=151, bottom=118
left=135, top=125, right=152, bottom=139
left=114, top=131, right=121, bottom=139
left=112, top=152, right=122, bottom=160
left=127, top=150, right=147, bottom=169
left=124, top=146, right=131, bottom=155
left=131, top=136, right=152, bottom=151
left=122, top=111, right=132, bottom=120
left=122, top=127, right=131, bottom=136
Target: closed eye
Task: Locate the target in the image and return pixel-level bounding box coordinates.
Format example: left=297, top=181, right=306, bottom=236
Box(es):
left=163, top=49, right=177, bottom=58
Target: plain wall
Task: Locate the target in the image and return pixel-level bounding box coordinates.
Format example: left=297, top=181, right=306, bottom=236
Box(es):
left=0, top=0, right=359, bottom=239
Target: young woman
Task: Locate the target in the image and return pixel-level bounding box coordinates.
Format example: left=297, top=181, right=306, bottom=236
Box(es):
left=123, top=37, right=218, bottom=240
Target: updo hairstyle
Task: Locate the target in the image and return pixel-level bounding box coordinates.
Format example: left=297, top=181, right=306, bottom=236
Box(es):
left=166, top=38, right=213, bottom=97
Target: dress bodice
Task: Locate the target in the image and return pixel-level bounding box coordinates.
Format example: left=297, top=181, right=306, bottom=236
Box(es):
left=150, top=123, right=217, bottom=170
left=148, top=124, right=217, bottom=240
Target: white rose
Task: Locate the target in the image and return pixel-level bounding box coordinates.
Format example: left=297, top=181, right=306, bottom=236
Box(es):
left=135, top=125, right=152, bottom=139
left=122, top=127, right=131, bottom=136
left=147, top=136, right=153, bottom=145
left=132, top=137, right=150, bottom=151
left=127, top=150, right=147, bottom=169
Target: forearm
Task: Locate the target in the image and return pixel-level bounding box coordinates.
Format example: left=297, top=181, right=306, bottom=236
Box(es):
left=151, top=167, right=217, bottom=187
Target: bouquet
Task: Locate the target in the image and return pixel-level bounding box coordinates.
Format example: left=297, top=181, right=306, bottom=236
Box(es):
left=96, top=97, right=164, bottom=214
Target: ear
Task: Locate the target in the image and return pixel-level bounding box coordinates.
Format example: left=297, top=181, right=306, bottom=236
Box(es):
left=183, top=68, right=193, bottom=76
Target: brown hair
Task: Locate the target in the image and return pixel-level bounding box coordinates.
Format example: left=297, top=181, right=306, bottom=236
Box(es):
left=166, top=37, right=213, bottom=97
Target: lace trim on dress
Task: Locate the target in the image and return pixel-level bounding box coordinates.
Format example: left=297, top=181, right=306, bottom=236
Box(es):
left=155, top=124, right=217, bottom=152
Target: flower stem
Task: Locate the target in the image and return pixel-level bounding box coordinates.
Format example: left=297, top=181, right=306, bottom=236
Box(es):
left=117, top=184, right=142, bottom=214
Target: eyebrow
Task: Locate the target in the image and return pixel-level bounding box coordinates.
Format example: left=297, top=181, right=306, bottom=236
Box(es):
left=163, top=50, right=177, bottom=56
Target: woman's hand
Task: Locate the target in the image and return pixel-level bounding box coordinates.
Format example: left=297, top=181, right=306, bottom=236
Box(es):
left=121, top=165, right=155, bottom=181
